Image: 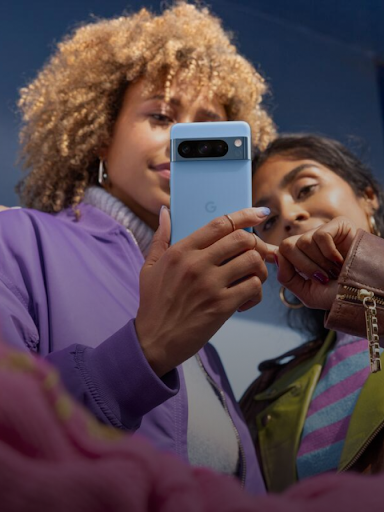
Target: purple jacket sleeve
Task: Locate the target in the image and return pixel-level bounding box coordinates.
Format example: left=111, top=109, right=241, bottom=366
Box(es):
left=0, top=274, right=179, bottom=431
left=0, top=208, right=179, bottom=431
left=46, top=319, right=179, bottom=431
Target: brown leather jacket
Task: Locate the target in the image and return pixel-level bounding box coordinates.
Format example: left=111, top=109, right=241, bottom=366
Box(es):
left=240, top=229, right=384, bottom=492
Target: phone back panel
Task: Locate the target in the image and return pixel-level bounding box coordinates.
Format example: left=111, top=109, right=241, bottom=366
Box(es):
left=170, top=121, right=252, bottom=245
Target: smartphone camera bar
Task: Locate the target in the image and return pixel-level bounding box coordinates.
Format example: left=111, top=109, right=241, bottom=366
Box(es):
left=172, top=136, right=250, bottom=162
left=178, top=140, right=229, bottom=158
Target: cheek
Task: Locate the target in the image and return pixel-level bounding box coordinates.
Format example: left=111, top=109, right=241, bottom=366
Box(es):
left=135, top=124, right=170, bottom=157
left=318, top=188, right=369, bottom=229
left=321, top=188, right=348, bottom=213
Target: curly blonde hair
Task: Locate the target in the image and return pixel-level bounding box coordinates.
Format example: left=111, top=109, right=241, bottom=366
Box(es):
left=17, top=1, right=276, bottom=212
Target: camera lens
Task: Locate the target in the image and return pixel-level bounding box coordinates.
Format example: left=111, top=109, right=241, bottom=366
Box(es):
left=197, top=142, right=212, bottom=157
left=214, top=141, right=228, bottom=156
left=179, top=142, right=192, bottom=157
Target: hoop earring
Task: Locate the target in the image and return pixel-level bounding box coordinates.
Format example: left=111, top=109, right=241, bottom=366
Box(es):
left=279, top=286, right=304, bottom=309
left=98, top=160, right=108, bottom=186
left=368, top=214, right=381, bottom=237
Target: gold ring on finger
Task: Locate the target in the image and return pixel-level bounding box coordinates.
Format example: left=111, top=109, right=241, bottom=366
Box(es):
left=224, top=214, right=236, bottom=232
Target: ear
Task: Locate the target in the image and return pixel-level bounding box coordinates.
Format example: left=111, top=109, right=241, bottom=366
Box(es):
left=98, top=146, right=109, bottom=162
left=363, top=186, right=379, bottom=214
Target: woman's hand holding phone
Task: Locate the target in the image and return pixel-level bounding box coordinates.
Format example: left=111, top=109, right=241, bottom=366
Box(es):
left=136, top=206, right=275, bottom=377
left=275, top=216, right=357, bottom=310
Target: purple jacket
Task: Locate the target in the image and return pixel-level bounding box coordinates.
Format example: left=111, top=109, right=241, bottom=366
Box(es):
left=0, top=203, right=265, bottom=494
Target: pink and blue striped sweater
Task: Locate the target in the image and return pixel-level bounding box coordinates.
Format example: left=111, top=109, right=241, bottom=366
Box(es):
left=297, top=333, right=382, bottom=478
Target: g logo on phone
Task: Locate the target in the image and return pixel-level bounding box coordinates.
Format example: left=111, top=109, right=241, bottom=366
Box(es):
left=205, top=201, right=217, bottom=213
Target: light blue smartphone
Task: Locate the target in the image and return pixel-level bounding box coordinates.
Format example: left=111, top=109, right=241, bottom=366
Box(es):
left=170, top=121, right=252, bottom=245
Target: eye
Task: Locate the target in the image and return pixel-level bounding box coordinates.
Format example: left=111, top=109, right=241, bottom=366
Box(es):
left=261, top=215, right=277, bottom=232
left=297, top=184, right=317, bottom=200
left=150, top=113, right=174, bottom=125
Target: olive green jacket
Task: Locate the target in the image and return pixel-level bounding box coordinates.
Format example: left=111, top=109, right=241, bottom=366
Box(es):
left=240, top=332, right=384, bottom=493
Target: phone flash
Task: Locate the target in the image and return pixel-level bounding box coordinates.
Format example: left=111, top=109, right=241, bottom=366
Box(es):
left=234, top=139, right=242, bottom=147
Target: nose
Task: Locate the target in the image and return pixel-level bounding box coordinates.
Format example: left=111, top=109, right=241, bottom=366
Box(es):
left=281, top=203, right=310, bottom=236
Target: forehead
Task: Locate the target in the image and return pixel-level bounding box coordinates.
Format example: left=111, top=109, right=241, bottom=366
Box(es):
left=252, top=156, right=340, bottom=199
left=122, top=77, right=227, bottom=117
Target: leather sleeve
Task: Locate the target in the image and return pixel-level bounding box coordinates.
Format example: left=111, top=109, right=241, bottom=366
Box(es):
left=325, top=229, right=384, bottom=341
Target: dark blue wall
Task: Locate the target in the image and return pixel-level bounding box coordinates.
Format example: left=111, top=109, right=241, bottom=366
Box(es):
left=1, top=0, right=383, bottom=206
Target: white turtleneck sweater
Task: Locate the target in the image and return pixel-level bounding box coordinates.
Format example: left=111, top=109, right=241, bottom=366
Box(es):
left=83, top=186, right=239, bottom=475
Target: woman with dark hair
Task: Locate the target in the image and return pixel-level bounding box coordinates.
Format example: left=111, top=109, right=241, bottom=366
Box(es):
left=241, top=134, right=384, bottom=492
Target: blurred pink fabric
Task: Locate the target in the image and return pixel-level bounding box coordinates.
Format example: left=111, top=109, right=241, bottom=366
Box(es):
left=0, top=339, right=382, bottom=512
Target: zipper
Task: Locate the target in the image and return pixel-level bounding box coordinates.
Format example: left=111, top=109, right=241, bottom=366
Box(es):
left=337, top=287, right=382, bottom=373
left=195, top=353, right=247, bottom=488
left=337, top=286, right=384, bottom=307
left=340, top=420, right=384, bottom=472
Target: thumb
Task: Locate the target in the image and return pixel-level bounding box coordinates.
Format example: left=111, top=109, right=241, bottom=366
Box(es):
left=145, top=206, right=171, bottom=267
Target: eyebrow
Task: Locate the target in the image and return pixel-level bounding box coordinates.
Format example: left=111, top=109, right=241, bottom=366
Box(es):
left=148, top=94, right=223, bottom=121
left=254, top=163, right=316, bottom=207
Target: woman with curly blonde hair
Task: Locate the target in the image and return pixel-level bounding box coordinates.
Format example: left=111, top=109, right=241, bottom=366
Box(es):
left=1, top=2, right=275, bottom=493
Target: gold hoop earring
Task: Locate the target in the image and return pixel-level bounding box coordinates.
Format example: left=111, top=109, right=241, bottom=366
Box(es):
left=368, top=215, right=381, bottom=237
left=279, top=286, right=304, bottom=309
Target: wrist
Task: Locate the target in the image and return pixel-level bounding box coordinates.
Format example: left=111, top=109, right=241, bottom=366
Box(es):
left=135, top=319, right=170, bottom=377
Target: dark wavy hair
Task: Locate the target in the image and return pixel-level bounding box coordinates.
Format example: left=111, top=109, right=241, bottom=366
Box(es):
left=252, top=134, right=384, bottom=340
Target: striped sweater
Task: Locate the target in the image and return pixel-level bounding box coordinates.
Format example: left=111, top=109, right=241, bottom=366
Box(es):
left=296, top=333, right=381, bottom=479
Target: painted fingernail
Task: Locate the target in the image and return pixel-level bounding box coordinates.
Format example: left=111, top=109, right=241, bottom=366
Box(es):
left=159, top=205, right=169, bottom=225
left=274, top=253, right=279, bottom=268
left=333, top=260, right=343, bottom=269
left=328, top=269, right=340, bottom=280
left=313, top=271, right=329, bottom=284
left=255, top=207, right=270, bottom=217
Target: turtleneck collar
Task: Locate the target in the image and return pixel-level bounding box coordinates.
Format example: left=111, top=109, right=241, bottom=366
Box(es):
left=83, top=186, right=154, bottom=257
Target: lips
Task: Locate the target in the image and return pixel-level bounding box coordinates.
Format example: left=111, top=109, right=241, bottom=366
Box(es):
left=151, top=162, right=171, bottom=181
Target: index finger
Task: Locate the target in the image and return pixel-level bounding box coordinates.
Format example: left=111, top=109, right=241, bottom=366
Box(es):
left=179, top=207, right=271, bottom=250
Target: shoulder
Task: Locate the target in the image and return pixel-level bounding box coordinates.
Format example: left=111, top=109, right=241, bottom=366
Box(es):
left=0, top=203, right=122, bottom=243
left=0, top=207, right=53, bottom=239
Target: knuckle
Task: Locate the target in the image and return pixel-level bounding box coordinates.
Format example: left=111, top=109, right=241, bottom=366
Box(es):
left=210, top=216, right=228, bottom=233
left=248, top=276, right=263, bottom=302
left=313, top=230, right=329, bottom=243
left=246, top=248, right=261, bottom=266
left=296, top=236, right=312, bottom=252
left=165, top=246, right=183, bottom=266
left=183, top=260, right=201, bottom=281
left=279, top=238, right=295, bottom=256
left=232, top=228, right=250, bottom=245
left=248, top=274, right=262, bottom=291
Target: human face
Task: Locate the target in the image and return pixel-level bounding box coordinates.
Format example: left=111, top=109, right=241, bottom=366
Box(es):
left=252, top=156, right=376, bottom=246
left=102, top=78, right=227, bottom=230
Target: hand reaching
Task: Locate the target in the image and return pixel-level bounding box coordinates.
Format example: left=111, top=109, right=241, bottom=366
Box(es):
left=275, top=217, right=357, bottom=310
